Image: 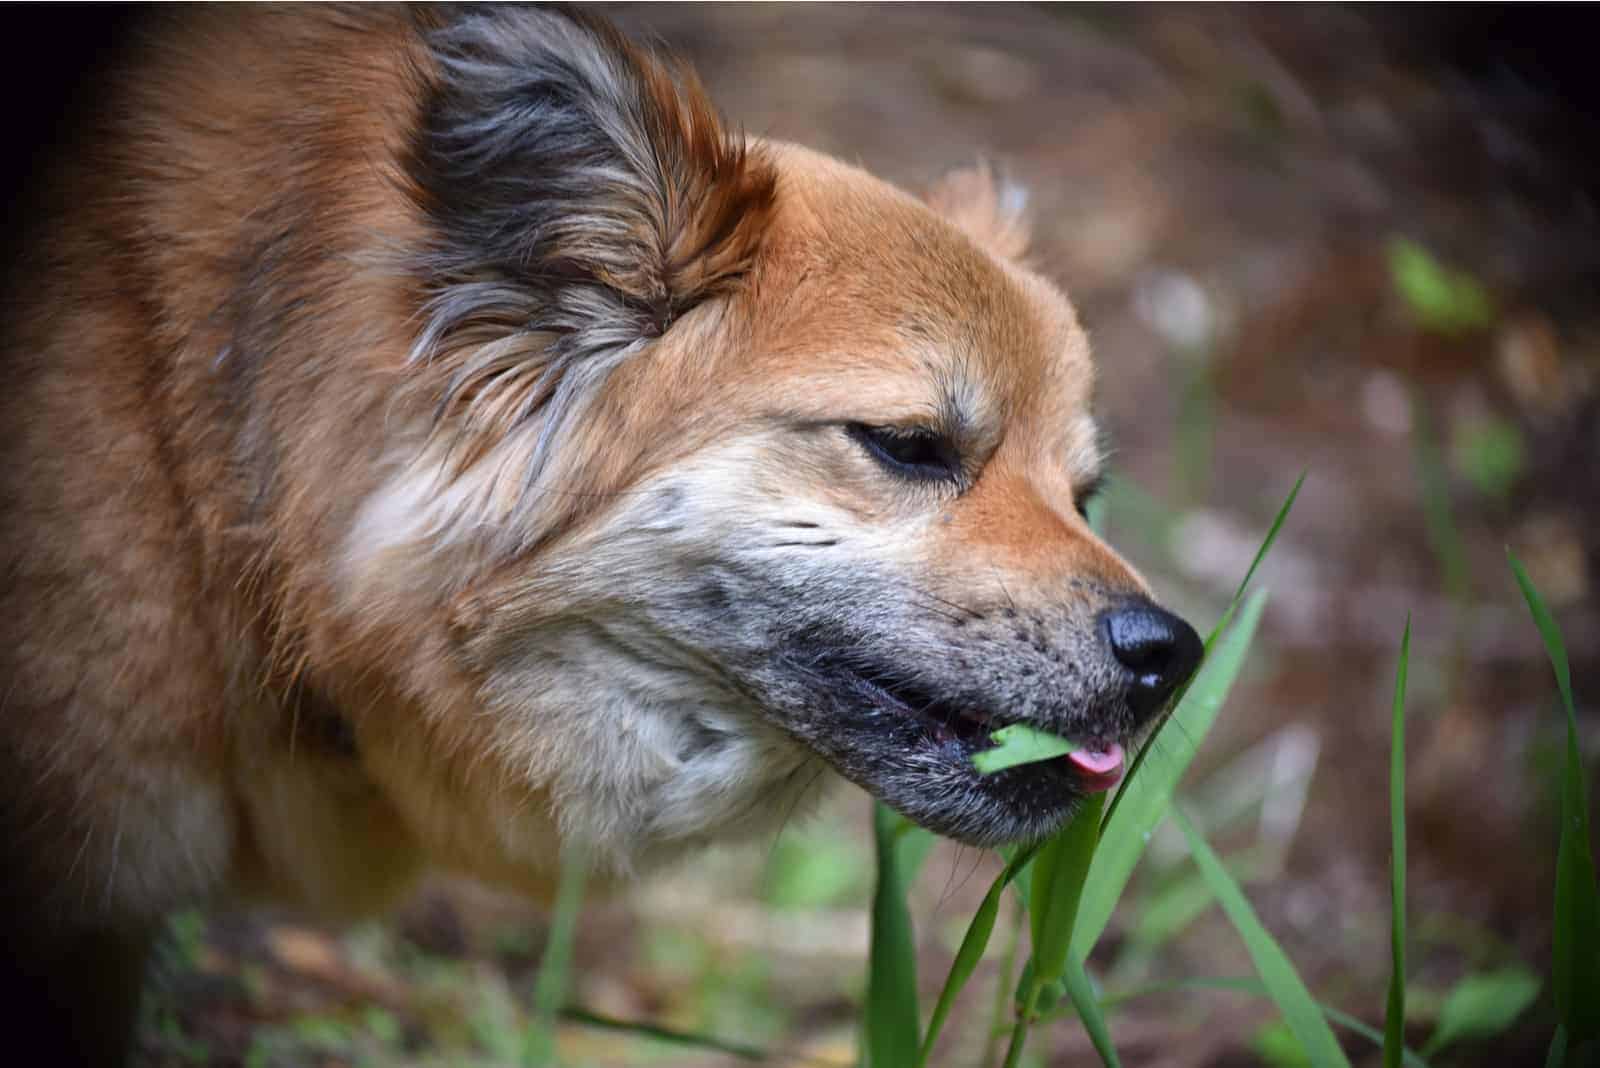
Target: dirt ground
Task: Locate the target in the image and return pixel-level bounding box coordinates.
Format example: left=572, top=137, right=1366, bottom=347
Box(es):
left=119, top=6, right=1596, bottom=1067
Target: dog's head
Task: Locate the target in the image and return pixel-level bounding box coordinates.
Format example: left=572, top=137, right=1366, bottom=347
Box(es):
left=339, top=8, right=1199, bottom=870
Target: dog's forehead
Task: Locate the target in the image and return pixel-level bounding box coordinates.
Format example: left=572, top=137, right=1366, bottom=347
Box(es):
left=750, top=143, right=1095, bottom=444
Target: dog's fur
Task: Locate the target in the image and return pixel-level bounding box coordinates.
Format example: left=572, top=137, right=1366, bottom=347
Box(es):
left=0, top=7, right=1186, bottom=1062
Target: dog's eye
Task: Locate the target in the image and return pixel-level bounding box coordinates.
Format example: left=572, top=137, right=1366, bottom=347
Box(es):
left=1074, top=474, right=1106, bottom=520
left=848, top=423, right=961, bottom=483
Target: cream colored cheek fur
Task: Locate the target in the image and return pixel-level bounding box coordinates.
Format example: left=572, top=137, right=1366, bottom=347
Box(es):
left=338, top=437, right=891, bottom=873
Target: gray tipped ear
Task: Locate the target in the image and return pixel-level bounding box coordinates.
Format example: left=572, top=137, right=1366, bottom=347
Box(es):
left=924, top=162, right=1032, bottom=262
left=400, top=7, right=777, bottom=473
left=408, top=7, right=775, bottom=329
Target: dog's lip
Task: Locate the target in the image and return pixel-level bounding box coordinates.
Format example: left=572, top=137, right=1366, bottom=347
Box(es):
left=839, top=667, right=1004, bottom=751
left=819, top=656, right=1124, bottom=791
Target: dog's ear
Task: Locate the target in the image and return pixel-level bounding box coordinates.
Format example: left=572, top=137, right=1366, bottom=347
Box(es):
left=924, top=163, right=1031, bottom=262
left=409, top=8, right=775, bottom=326
left=402, top=8, right=775, bottom=471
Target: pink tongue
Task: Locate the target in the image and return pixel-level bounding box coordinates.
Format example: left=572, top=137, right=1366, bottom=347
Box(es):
left=1067, top=742, right=1125, bottom=791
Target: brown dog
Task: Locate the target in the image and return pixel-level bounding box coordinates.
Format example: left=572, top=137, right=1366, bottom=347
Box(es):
left=0, top=7, right=1199, bottom=1062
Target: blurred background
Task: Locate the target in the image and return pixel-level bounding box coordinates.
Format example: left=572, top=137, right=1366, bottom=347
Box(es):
left=21, top=5, right=1592, bottom=1066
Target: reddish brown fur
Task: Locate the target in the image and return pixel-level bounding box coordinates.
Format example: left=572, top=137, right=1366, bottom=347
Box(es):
left=0, top=8, right=1153, bottom=1064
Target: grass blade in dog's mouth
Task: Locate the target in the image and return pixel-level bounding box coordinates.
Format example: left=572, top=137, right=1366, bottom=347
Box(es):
left=972, top=723, right=1125, bottom=791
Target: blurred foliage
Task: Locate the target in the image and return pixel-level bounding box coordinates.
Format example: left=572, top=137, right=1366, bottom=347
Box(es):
left=1452, top=417, right=1527, bottom=503
left=1255, top=1018, right=1313, bottom=1068
left=763, top=823, right=872, bottom=910
left=1388, top=239, right=1496, bottom=335
left=1421, top=967, right=1542, bottom=1057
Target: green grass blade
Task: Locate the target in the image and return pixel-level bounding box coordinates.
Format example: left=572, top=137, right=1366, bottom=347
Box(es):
left=1003, top=798, right=1109, bottom=1068
left=1096, top=976, right=1432, bottom=1068
left=524, top=844, right=590, bottom=1067
left=1546, top=1024, right=1567, bottom=1068
left=1105, top=470, right=1303, bottom=831
left=1385, top=618, right=1412, bottom=1068
left=1509, top=552, right=1600, bottom=1047
left=1032, top=793, right=1106, bottom=985
left=1507, top=555, right=1575, bottom=709
left=916, top=847, right=1036, bottom=1068
left=1218, top=471, right=1304, bottom=635
left=1029, top=843, right=1061, bottom=954
left=1125, top=866, right=1224, bottom=954
left=980, top=906, right=1027, bottom=1068
left=1328, top=1007, right=1422, bottom=1067
left=1072, top=589, right=1269, bottom=959
left=997, top=842, right=1039, bottom=913
left=865, top=803, right=927, bottom=1067
left=1062, top=956, right=1122, bottom=1067
left=1173, top=808, right=1352, bottom=1068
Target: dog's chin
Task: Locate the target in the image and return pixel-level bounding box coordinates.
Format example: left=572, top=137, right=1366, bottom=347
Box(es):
left=764, top=654, right=1134, bottom=847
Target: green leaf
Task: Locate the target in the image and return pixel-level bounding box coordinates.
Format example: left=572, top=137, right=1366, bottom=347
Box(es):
left=916, top=846, right=1036, bottom=1067
left=1510, top=551, right=1600, bottom=1047
left=973, top=724, right=1077, bottom=775
left=1030, top=793, right=1105, bottom=985
left=864, top=803, right=927, bottom=1067
left=1072, top=589, right=1269, bottom=960
left=1385, top=618, right=1412, bottom=1068
left=1173, top=808, right=1351, bottom=1068
left=1062, top=957, right=1122, bottom=1067
left=1421, top=968, right=1542, bottom=1056
left=1388, top=238, right=1495, bottom=335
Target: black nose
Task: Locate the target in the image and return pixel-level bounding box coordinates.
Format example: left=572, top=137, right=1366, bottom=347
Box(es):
left=1102, top=599, right=1204, bottom=713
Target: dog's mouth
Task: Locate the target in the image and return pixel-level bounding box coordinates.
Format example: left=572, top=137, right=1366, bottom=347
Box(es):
left=840, top=663, right=1125, bottom=789
left=789, top=651, right=1132, bottom=845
